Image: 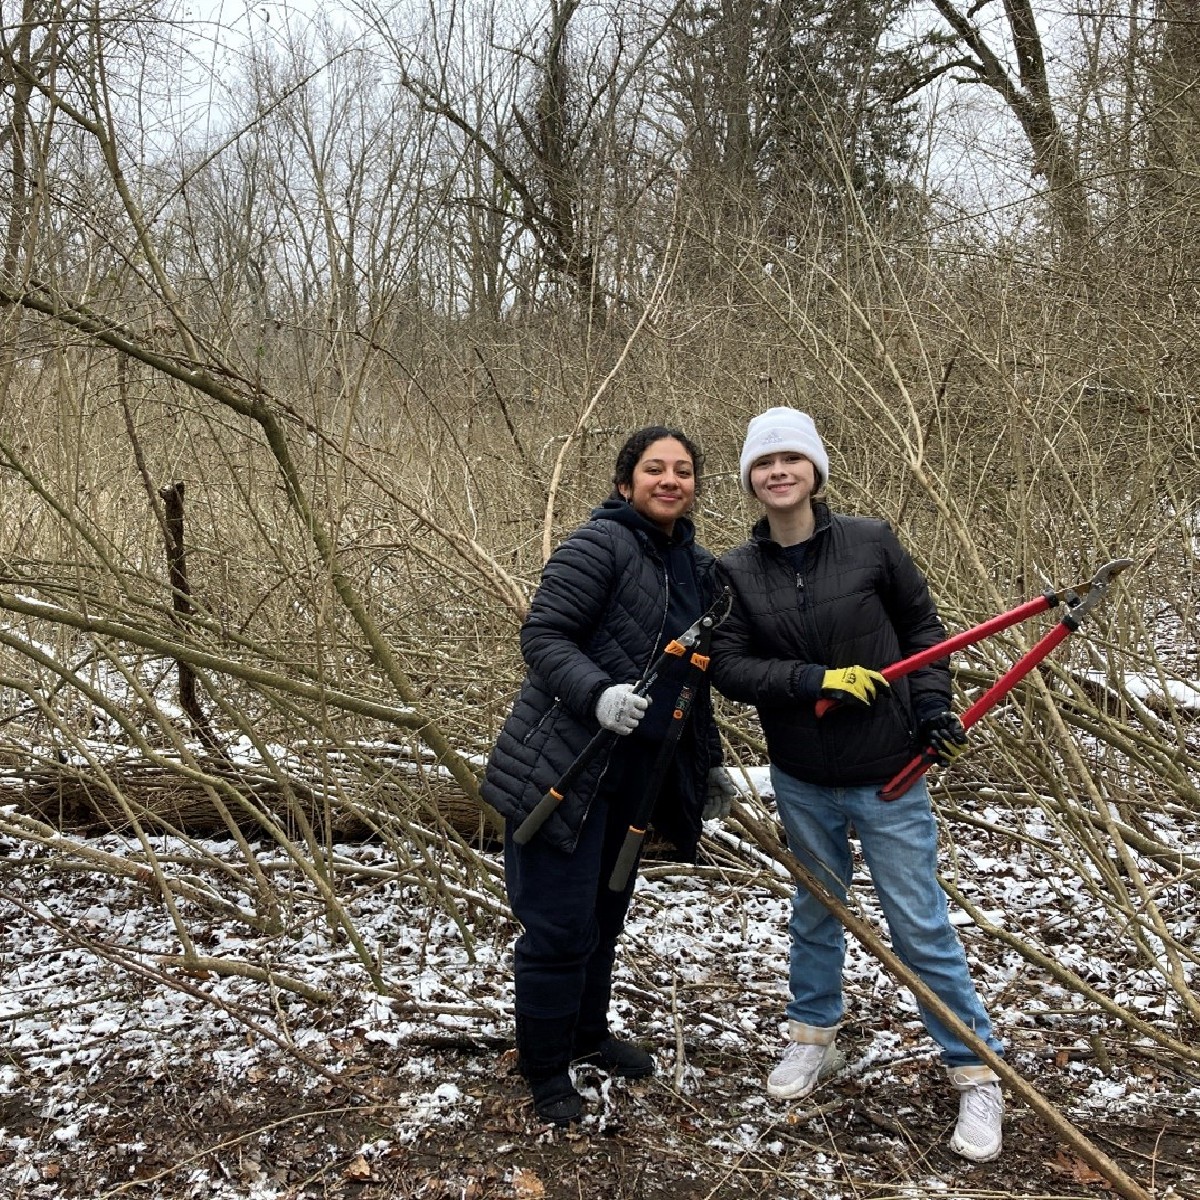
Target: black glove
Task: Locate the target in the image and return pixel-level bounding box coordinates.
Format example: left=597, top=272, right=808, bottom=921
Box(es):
left=919, top=710, right=968, bottom=766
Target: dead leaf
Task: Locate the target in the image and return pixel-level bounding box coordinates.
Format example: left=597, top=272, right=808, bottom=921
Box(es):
left=344, top=1154, right=374, bottom=1182
left=41, top=1162, right=62, bottom=1181
left=1045, top=1150, right=1113, bottom=1188
left=512, top=1166, right=545, bottom=1198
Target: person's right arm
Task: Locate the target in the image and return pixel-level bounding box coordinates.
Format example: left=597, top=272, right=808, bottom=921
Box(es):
left=709, top=562, right=824, bottom=705
left=710, top=562, right=886, bottom=710
left=518, top=525, right=623, bottom=720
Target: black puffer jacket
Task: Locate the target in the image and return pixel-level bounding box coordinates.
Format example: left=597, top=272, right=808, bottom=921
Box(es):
left=483, top=501, right=722, bottom=854
left=711, top=503, right=949, bottom=786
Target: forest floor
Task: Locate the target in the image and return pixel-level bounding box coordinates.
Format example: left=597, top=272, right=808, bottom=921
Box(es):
left=3, top=800, right=1199, bottom=1200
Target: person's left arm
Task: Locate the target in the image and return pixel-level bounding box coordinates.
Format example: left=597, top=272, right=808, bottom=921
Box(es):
left=878, top=527, right=968, bottom=762
left=878, top=524, right=951, bottom=714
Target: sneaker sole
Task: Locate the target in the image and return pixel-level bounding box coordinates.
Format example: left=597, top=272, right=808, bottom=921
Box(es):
left=766, top=1047, right=846, bottom=1100
left=949, top=1133, right=1002, bottom=1163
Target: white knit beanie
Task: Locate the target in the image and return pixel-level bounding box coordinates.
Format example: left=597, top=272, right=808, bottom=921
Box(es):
left=739, top=407, right=829, bottom=492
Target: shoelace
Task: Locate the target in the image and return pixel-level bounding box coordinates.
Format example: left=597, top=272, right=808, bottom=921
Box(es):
left=961, top=1083, right=1003, bottom=1125
left=779, top=1041, right=826, bottom=1067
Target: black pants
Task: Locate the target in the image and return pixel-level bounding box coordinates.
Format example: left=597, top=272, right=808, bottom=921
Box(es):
left=505, top=740, right=672, bottom=1044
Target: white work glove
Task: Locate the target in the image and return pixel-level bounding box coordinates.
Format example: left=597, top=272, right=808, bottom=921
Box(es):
left=702, top=767, right=738, bottom=820
left=594, top=683, right=651, bottom=735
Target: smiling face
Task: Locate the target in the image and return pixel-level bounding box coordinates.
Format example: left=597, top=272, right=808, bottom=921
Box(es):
left=618, top=436, right=697, bottom=533
left=749, top=451, right=818, bottom=513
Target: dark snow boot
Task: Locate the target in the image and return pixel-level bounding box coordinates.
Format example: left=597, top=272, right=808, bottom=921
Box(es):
left=573, top=1034, right=655, bottom=1078
left=515, top=1014, right=583, bottom=1126
left=574, top=955, right=653, bottom=1078
left=528, top=1071, right=583, bottom=1125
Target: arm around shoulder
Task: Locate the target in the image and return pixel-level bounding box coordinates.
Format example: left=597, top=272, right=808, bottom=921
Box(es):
left=877, top=522, right=951, bottom=698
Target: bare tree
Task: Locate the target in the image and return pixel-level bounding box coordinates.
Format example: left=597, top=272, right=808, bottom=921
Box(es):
left=1145, top=0, right=1200, bottom=288
left=361, top=0, right=682, bottom=325
left=915, top=0, right=1093, bottom=257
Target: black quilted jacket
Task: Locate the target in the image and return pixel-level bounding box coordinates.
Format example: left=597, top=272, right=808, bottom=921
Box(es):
left=483, top=501, right=722, bottom=854
left=711, top=503, right=950, bottom=786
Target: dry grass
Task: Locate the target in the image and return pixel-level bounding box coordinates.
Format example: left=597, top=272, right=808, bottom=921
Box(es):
left=1, top=220, right=1197, bottom=1047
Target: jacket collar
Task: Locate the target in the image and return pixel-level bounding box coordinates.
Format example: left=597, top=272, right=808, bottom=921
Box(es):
left=591, top=496, right=696, bottom=551
left=750, top=500, right=832, bottom=551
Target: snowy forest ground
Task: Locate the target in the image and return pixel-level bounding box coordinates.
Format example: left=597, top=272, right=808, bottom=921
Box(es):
left=4, top=2, right=1200, bottom=1189
left=3, top=784, right=1197, bottom=1200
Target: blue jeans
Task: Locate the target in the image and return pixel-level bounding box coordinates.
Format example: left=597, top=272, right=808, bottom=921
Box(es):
left=771, top=765, right=1003, bottom=1068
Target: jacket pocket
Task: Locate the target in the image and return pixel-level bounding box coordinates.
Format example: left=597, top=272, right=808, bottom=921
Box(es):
left=520, top=697, right=561, bottom=747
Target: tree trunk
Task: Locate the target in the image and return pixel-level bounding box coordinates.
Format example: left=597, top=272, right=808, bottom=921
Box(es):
left=930, top=0, right=1092, bottom=258
left=1146, top=0, right=1200, bottom=283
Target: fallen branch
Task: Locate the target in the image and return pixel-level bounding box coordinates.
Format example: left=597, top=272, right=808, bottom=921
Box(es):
left=938, top=875, right=1199, bottom=1064
left=157, top=954, right=334, bottom=1005
left=0, top=887, right=349, bottom=1086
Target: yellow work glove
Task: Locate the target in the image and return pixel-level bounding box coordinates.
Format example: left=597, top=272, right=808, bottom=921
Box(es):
left=820, top=666, right=889, bottom=708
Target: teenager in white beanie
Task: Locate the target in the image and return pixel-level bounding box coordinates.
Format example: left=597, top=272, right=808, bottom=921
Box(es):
left=710, top=407, right=1004, bottom=1164
left=738, top=407, right=830, bottom=493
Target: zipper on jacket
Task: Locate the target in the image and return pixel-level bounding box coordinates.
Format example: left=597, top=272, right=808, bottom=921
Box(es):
left=787, top=552, right=825, bottom=669
left=570, top=556, right=671, bottom=854
left=519, top=698, right=560, bottom=746
left=645, top=562, right=671, bottom=679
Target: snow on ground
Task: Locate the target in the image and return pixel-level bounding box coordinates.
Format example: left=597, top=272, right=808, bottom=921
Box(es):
left=2, top=787, right=1198, bottom=1199
left=1082, top=671, right=1200, bottom=712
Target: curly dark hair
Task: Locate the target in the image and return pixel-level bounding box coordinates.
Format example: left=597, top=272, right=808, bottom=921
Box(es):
left=611, top=426, right=705, bottom=494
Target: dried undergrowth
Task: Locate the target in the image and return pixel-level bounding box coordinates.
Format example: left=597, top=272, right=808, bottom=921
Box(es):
left=1, top=223, right=1197, bottom=1082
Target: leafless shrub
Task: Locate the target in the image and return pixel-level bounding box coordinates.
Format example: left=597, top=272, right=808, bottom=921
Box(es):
left=0, top=0, right=1195, bottom=1074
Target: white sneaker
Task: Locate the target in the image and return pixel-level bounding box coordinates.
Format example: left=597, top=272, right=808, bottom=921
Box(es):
left=950, top=1080, right=1004, bottom=1162
left=766, top=1040, right=845, bottom=1100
